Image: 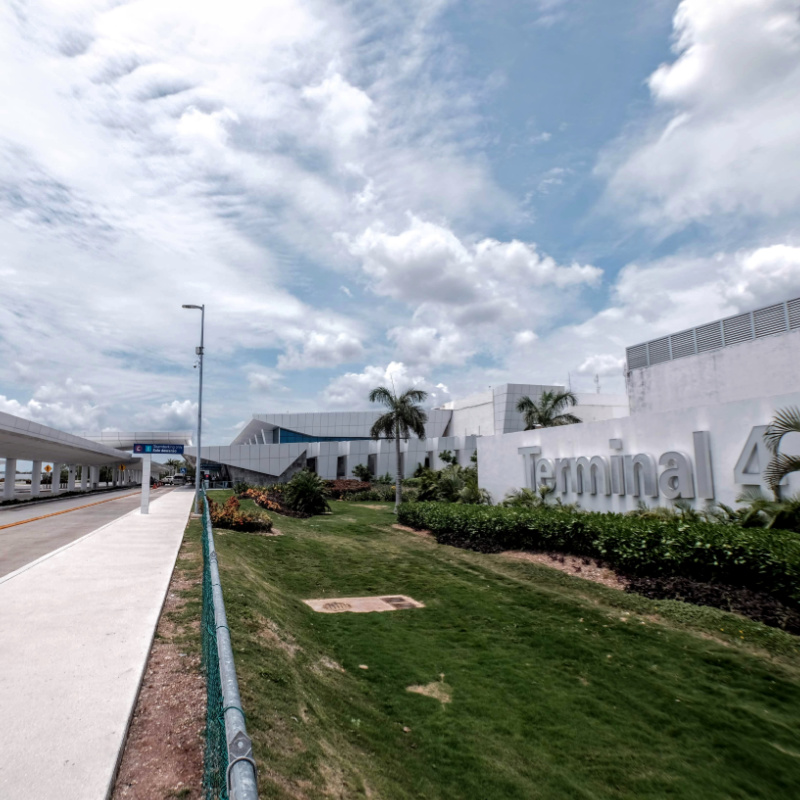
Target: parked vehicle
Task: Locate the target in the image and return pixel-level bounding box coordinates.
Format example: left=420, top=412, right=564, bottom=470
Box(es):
left=172, top=474, right=187, bottom=486
left=162, top=475, right=173, bottom=485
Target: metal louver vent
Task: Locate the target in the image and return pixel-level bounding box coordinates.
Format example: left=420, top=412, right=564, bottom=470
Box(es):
left=754, top=304, right=788, bottom=338
left=787, top=298, right=800, bottom=329
left=626, top=344, right=648, bottom=369
left=695, top=321, right=723, bottom=352
left=647, top=337, right=670, bottom=364
left=625, top=296, right=800, bottom=370
left=669, top=329, right=696, bottom=359
left=722, top=313, right=754, bottom=345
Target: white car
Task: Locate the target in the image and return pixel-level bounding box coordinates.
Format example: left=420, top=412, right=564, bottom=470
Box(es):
left=162, top=475, right=173, bottom=485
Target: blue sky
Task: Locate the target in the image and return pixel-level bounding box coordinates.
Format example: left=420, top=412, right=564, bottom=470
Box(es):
left=1, top=0, right=799, bottom=442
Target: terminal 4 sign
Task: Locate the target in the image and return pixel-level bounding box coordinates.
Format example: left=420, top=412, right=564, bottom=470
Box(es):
left=133, top=443, right=185, bottom=455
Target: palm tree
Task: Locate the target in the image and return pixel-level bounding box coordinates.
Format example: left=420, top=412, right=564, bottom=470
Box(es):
left=516, top=390, right=581, bottom=430
left=165, top=458, right=182, bottom=475
left=369, top=386, right=428, bottom=511
left=764, top=406, right=800, bottom=496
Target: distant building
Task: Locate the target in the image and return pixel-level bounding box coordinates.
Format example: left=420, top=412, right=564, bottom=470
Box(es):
left=185, top=385, right=629, bottom=485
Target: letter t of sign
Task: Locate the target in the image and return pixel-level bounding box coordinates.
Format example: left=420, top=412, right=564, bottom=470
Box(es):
left=517, top=447, right=541, bottom=489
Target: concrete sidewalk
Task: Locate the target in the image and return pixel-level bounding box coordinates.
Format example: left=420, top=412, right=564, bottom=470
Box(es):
left=0, top=488, right=195, bottom=800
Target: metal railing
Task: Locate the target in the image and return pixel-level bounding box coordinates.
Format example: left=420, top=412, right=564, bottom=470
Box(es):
left=201, top=491, right=258, bottom=800
left=626, top=296, right=800, bottom=370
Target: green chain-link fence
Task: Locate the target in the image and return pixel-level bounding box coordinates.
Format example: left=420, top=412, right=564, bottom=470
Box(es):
left=202, top=494, right=229, bottom=800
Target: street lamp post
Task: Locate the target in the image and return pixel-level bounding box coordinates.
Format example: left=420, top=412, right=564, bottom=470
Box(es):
left=182, top=304, right=205, bottom=514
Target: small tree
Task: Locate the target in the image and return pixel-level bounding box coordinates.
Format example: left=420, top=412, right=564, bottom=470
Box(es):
left=438, top=449, right=458, bottom=466
left=369, top=386, right=428, bottom=512
left=352, top=463, right=373, bottom=482
left=516, top=390, right=581, bottom=430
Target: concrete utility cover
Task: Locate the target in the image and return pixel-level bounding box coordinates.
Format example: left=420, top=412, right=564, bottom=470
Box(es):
left=303, top=595, right=424, bottom=613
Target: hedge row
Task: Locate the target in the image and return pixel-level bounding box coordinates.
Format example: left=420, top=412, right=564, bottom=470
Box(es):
left=396, top=503, right=800, bottom=606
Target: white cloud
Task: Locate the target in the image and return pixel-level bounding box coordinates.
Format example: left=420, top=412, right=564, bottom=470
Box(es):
left=521, top=242, right=800, bottom=394
left=0, top=0, right=507, bottom=438
left=302, top=73, right=374, bottom=147
left=578, top=354, right=625, bottom=377
left=246, top=367, right=287, bottom=394
left=602, top=0, right=800, bottom=228
left=340, top=216, right=601, bottom=369
left=322, top=361, right=451, bottom=407
left=134, top=399, right=198, bottom=431
left=0, top=379, right=104, bottom=431
left=343, top=216, right=601, bottom=305
left=513, top=330, right=538, bottom=347
left=277, top=330, right=364, bottom=370
left=388, top=324, right=472, bottom=367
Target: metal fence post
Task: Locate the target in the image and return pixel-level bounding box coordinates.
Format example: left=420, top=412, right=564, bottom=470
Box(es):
left=202, top=493, right=258, bottom=800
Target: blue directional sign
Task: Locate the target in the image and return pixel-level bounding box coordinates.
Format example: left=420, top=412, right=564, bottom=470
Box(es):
left=180, top=467, right=187, bottom=474
left=133, top=444, right=185, bottom=455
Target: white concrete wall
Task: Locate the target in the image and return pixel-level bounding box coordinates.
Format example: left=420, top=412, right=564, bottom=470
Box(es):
left=478, top=390, right=800, bottom=511
left=191, top=434, right=479, bottom=483
left=627, top=328, right=800, bottom=415
left=446, top=390, right=496, bottom=437
left=573, top=393, right=630, bottom=422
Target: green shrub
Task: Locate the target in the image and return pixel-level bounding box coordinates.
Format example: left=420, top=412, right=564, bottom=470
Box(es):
left=283, top=469, right=331, bottom=515
left=397, top=502, right=800, bottom=605
left=347, top=485, right=418, bottom=503
left=352, top=464, right=373, bottom=482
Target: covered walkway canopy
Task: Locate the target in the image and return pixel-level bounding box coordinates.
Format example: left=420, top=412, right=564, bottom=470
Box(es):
left=79, top=431, right=193, bottom=450
left=0, top=411, right=143, bottom=500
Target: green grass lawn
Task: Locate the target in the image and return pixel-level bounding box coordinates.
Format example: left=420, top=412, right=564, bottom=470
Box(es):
left=208, top=492, right=800, bottom=799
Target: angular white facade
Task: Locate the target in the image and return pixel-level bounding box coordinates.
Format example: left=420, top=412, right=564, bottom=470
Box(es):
left=188, top=384, right=628, bottom=484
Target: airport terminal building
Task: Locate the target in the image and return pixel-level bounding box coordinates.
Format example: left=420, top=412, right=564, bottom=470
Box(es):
left=478, top=296, right=800, bottom=510
left=185, top=386, right=629, bottom=485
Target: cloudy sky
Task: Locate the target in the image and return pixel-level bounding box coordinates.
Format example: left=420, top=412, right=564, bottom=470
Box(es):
left=1, top=0, right=799, bottom=442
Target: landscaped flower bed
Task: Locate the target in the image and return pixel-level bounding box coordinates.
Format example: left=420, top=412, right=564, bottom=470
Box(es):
left=207, top=495, right=273, bottom=532
left=241, top=487, right=311, bottom=518
left=397, top=502, right=800, bottom=611
left=324, top=479, right=371, bottom=499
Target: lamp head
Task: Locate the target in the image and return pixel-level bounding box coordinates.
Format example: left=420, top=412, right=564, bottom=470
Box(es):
left=182, top=304, right=203, bottom=309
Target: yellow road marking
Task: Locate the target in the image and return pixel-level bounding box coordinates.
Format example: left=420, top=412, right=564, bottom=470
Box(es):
left=0, top=489, right=164, bottom=532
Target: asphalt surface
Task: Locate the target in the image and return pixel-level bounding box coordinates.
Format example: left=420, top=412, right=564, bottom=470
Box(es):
left=0, top=486, right=171, bottom=578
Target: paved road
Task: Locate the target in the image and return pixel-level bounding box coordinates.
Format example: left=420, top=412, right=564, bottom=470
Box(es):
left=0, top=487, right=171, bottom=578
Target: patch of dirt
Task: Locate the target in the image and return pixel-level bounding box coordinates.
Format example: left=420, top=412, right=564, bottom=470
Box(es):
left=256, top=615, right=302, bottom=658
left=392, top=523, right=434, bottom=540
left=362, top=504, right=389, bottom=510
left=406, top=676, right=452, bottom=704
left=501, top=551, right=628, bottom=591
left=112, top=543, right=205, bottom=800
left=310, top=655, right=346, bottom=676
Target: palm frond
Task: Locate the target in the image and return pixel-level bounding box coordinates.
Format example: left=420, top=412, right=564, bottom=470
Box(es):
left=764, top=406, right=800, bottom=453
left=516, top=396, right=535, bottom=413
left=764, top=453, right=800, bottom=491
left=400, top=388, right=428, bottom=404
left=370, top=412, right=397, bottom=440
left=368, top=386, right=395, bottom=407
